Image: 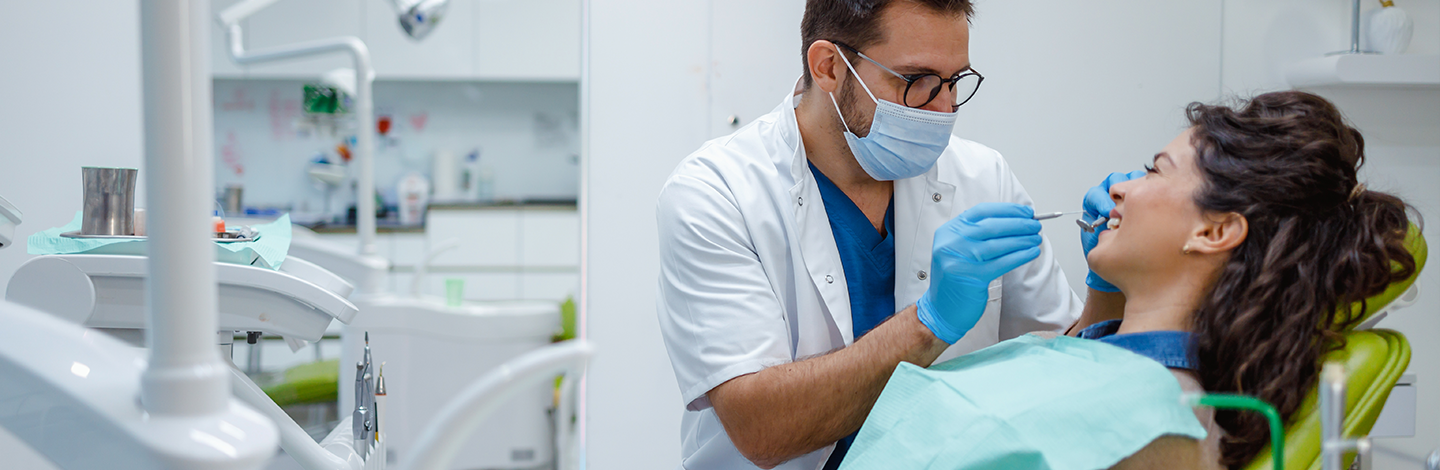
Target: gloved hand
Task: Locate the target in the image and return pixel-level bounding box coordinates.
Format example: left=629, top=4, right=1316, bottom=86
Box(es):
left=918, top=203, right=1043, bottom=344
left=1081, top=170, right=1146, bottom=292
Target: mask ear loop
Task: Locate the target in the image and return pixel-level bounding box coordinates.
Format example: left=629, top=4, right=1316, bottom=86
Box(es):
left=833, top=43, right=881, bottom=103
left=827, top=42, right=880, bottom=135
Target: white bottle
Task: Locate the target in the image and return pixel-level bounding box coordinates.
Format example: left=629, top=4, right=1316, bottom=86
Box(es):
left=431, top=149, right=462, bottom=203
left=397, top=172, right=431, bottom=226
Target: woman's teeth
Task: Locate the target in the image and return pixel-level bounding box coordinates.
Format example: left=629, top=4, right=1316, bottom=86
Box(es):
left=1107, top=218, right=1121, bottom=230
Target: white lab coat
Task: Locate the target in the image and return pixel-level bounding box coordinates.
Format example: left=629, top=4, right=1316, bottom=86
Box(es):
left=655, top=90, right=1083, bottom=470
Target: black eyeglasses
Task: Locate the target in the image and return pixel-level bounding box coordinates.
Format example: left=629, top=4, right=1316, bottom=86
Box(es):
left=835, top=41, right=984, bottom=111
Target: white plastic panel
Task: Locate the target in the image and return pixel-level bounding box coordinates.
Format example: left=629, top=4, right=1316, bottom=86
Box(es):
left=1371, top=375, right=1417, bottom=438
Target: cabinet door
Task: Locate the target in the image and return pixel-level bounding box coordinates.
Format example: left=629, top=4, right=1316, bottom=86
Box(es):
left=519, top=209, right=579, bottom=267
left=426, top=210, right=520, bottom=267
left=365, top=0, right=475, bottom=79
left=473, top=0, right=582, bottom=80
left=708, top=0, right=805, bottom=138
left=243, top=0, right=364, bottom=77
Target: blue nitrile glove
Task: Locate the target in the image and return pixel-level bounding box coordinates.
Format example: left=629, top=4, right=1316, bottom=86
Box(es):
left=918, top=203, right=1043, bottom=344
left=1081, top=170, right=1147, bottom=292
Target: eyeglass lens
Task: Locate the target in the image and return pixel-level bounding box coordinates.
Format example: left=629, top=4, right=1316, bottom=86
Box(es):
left=905, top=73, right=982, bottom=109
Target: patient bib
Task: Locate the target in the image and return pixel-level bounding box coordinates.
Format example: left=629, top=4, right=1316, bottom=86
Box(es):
left=839, top=334, right=1207, bottom=470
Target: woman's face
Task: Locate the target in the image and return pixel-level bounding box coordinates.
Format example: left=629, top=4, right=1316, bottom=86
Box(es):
left=1087, top=128, right=1210, bottom=291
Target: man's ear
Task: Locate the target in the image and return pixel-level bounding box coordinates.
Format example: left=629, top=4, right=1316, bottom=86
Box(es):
left=806, top=40, right=845, bottom=94
left=1188, top=212, right=1247, bottom=254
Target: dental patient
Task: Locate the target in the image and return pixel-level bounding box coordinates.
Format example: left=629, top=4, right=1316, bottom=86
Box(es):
left=838, top=91, right=1419, bottom=470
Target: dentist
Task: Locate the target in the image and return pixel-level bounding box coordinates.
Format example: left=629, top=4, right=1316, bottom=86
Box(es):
left=656, top=1, right=1120, bottom=469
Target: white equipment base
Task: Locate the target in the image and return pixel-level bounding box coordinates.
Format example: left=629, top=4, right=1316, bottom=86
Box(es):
left=339, top=296, right=558, bottom=469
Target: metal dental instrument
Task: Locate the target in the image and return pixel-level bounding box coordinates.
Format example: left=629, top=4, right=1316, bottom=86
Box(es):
left=1077, top=216, right=1108, bottom=233
left=353, top=361, right=368, bottom=457
left=1033, top=210, right=1082, bottom=221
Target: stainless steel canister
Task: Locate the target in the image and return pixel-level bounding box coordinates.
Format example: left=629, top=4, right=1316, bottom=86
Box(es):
left=81, top=167, right=139, bottom=235
left=223, top=184, right=243, bottom=215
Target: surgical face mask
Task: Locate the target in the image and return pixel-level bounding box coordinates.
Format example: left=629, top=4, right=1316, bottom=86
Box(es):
left=829, top=44, right=959, bottom=181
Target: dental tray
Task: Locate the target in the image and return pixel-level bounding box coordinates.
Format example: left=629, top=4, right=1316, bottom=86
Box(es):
left=60, top=227, right=259, bottom=243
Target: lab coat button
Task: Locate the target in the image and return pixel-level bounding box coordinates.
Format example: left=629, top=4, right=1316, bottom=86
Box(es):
left=918, top=270, right=928, bottom=280
left=825, top=275, right=834, bottom=284
left=932, top=193, right=942, bottom=202
left=798, top=196, right=804, bottom=206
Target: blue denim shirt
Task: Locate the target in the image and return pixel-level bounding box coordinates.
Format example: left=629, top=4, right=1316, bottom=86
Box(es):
left=1077, top=320, right=1197, bottom=371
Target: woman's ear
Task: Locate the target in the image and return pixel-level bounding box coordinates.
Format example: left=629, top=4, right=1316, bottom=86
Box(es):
left=1189, top=212, right=1247, bottom=254
left=807, top=40, right=844, bottom=94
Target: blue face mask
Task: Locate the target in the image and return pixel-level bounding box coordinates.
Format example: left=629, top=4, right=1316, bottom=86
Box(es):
left=829, top=44, right=959, bottom=181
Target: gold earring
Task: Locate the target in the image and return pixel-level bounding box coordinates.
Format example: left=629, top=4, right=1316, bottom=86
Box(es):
left=1182, top=244, right=1192, bottom=255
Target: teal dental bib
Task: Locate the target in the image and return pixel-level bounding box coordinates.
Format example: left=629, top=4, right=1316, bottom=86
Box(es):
left=839, top=333, right=1207, bottom=470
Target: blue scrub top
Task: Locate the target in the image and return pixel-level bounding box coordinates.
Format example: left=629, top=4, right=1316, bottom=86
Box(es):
left=810, top=162, right=895, bottom=470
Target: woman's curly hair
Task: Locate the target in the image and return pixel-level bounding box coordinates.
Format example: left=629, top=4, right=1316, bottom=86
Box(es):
left=1185, top=91, right=1418, bottom=467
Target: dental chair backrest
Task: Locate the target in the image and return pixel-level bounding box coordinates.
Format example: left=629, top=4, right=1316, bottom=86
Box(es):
left=1244, top=224, right=1426, bottom=470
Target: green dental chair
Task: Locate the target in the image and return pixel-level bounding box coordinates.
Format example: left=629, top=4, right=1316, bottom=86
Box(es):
left=1243, top=225, right=1427, bottom=470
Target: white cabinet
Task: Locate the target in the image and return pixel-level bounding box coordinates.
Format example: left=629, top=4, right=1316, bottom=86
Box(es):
left=426, top=209, right=520, bottom=267
left=519, top=209, right=580, bottom=266
left=473, top=0, right=582, bottom=80
left=243, top=0, right=364, bottom=77
left=365, top=0, right=476, bottom=79
left=309, top=207, right=576, bottom=301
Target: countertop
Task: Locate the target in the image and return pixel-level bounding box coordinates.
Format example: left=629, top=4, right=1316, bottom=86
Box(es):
left=303, top=199, right=577, bottom=234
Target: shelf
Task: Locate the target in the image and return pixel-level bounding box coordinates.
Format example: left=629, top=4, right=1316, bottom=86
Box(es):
left=1286, top=54, right=1440, bottom=89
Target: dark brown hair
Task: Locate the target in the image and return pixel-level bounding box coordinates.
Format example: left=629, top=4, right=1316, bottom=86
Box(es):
left=800, top=0, right=974, bottom=89
left=1186, top=91, right=1418, bottom=467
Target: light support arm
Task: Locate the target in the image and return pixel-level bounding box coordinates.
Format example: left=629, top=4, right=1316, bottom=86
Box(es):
left=140, top=0, right=232, bottom=416
left=219, top=16, right=378, bottom=258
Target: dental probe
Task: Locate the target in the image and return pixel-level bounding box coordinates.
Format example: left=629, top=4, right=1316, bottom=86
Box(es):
left=1033, top=210, right=1082, bottom=221
left=1077, top=217, right=1108, bottom=233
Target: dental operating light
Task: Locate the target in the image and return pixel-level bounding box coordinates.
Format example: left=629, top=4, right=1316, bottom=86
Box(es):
left=391, top=0, right=451, bottom=40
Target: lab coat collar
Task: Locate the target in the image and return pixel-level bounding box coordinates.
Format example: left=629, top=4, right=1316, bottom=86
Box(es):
left=778, top=83, right=957, bottom=347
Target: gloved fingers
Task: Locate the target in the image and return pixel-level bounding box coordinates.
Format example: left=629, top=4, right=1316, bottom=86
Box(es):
left=1082, top=184, right=1114, bottom=220
left=1103, top=170, right=1147, bottom=189
left=940, top=234, right=1042, bottom=263
left=1083, top=170, right=1146, bottom=218
left=958, top=202, right=1035, bottom=222
left=984, top=244, right=1043, bottom=276
left=958, top=216, right=1041, bottom=240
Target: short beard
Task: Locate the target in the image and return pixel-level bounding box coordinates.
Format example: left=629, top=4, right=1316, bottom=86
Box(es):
left=836, top=77, right=873, bottom=138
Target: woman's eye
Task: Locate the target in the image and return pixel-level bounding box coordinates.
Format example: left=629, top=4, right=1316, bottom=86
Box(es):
left=1144, top=164, right=1157, bottom=174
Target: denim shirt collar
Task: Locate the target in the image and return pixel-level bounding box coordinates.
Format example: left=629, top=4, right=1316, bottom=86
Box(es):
left=1076, top=320, right=1197, bottom=371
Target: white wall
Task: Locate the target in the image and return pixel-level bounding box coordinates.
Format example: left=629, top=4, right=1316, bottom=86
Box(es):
left=583, top=0, right=1440, bottom=468
left=582, top=0, right=710, bottom=468
left=0, top=1, right=143, bottom=467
